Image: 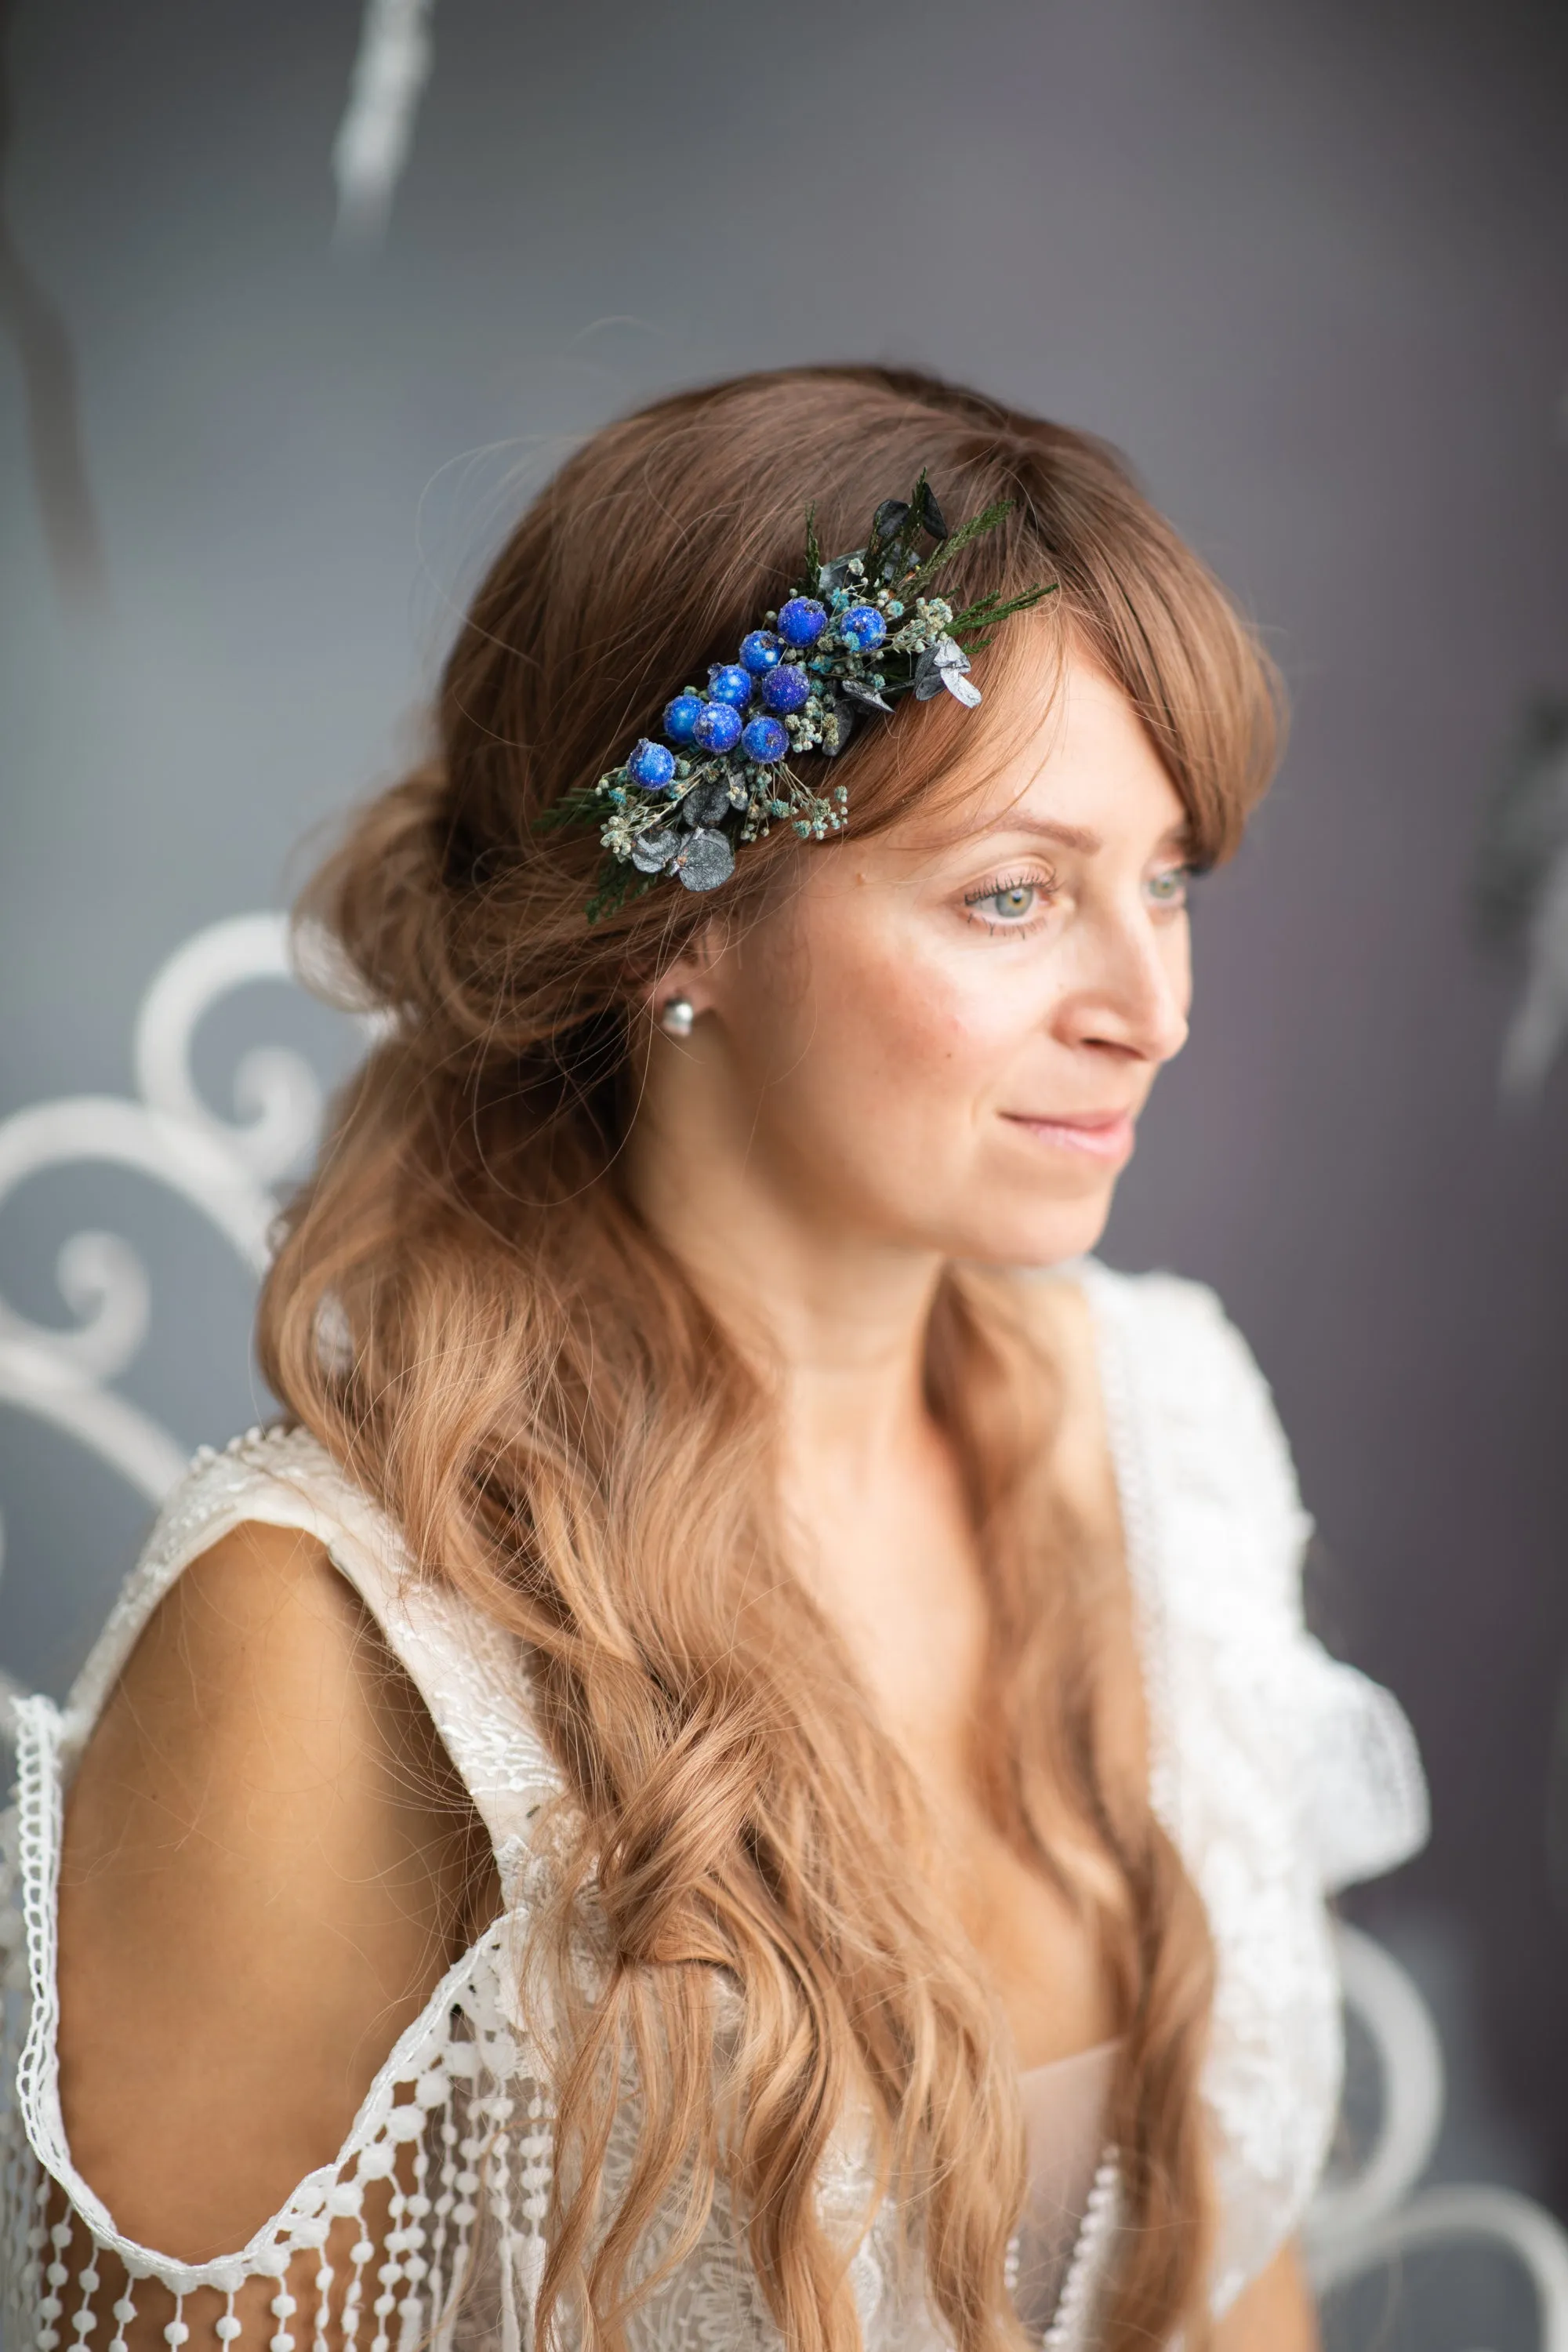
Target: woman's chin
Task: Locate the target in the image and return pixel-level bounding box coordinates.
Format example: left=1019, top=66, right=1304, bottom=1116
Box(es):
left=942, top=1182, right=1118, bottom=1272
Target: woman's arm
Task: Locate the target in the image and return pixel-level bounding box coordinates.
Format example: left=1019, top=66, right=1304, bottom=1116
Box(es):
left=53, top=1519, right=494, bottom=2339
left=1213, top=2241, right=1320, bottom=2352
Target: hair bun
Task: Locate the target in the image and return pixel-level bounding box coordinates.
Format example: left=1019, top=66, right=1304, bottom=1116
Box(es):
left=295, top=759, right=471, bottom=1042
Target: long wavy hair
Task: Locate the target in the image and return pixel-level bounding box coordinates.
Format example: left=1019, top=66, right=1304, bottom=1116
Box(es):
left=260, top=365, right=1280, bottom=2351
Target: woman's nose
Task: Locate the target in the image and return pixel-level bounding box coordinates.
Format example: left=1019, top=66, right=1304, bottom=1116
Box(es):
left=1058, top=911, right=1190, bottom=1065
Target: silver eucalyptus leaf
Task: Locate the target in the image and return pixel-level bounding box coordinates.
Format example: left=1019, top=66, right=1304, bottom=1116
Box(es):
left=942, top=668, right=983, bottom=708
left=839, top=677, right=894, bottom=715
left=630, top=826, right=681, bottom=874
left=681, top=779, right=734, bottom=828
left=914, top=635, right=972, bottom=700
left=818, top=550, right=865, bottom=596
left=671, top=828, right=736, bottom=892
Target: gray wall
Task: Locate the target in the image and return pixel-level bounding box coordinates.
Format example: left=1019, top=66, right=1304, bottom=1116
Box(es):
left=3, top=0, right=1567, bottom=2299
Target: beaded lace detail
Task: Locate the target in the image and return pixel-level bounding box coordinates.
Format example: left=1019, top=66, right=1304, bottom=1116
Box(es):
left=0, top=1265, right=1427, bottom=2349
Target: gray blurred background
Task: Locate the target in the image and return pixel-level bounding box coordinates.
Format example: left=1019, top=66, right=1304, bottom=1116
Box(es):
left=2, top=2, right=1566, bottom=2339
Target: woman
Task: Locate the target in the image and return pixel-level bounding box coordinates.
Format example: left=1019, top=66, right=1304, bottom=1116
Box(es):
left=2, top=367, right=1425, bottom=2351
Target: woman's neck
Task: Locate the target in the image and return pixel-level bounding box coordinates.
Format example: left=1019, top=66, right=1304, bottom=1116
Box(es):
left=623, top=1040, right=948, bottom=1502
left=630, top=1098, right=982, bottom=1747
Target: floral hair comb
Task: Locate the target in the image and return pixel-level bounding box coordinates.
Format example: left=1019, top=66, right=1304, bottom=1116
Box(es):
left=546, top=474, right=1055, bottom=919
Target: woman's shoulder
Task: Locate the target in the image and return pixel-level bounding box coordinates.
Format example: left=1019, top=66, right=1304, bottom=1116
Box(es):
left=50, top=1513, right=492, bottom=2267
left=1069, top=1260, right=1427, bottom=1871
left=60, top=1426, right=406, bottom=1758
left=1060, top=1260, right=1430, bottom=2303
left=64, top=1426, right=564, bottom=1866
left=1073, top=1258, right=1305, bottom=1525
left=1017, top=1257, right=1310, bottom=1594
left=1080, top=1255, right=1316, bottom=1713
left=2, top=1512, right=536, bottom=2344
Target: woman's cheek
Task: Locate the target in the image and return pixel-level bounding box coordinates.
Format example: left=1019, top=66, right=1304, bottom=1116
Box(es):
left=872, top=960, right=985, bottom=1075
left=808, top=906, right=1033, bottom=1091
left=909, top=953, right=1043, bottom=1072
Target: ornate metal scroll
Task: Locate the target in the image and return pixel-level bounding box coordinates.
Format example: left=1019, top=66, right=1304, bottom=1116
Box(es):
left=1307, top=1922, right=1568, bottom=2348
left=0, top=912, right=346, bottom=1733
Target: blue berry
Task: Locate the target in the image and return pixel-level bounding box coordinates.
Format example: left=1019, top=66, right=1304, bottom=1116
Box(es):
left=778, top=596, right=828, bottom=647
left=663, top=692, right=704, bottom=744
left=840, top=604, right=887, bottom=652
left=739, top=630, right=782, bottom=675
left=693, top=701, right=742, bottom=753
left=708, top=664, right=753, bottom=709
left=761, top=662, right=811, bottom=714
left=626, top=738, right=677, bottom=791
left=742, top=714, right=789, bottom=763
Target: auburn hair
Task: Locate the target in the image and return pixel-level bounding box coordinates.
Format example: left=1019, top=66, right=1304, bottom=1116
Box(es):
left=260, top=365, right=1280, bottom=2350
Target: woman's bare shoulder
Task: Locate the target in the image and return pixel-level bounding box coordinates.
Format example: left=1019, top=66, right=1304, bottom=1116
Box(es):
left=56, top=1517, right=492, bottom=2263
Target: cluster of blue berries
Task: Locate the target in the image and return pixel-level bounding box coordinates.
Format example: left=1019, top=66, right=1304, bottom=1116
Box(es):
left=622, top=593, right=890, bottom=794
left=567, top=471, right=1057, bottom=914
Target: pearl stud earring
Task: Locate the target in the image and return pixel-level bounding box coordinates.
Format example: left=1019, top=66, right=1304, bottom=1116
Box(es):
left=659, top=995, right=695, bottom=1039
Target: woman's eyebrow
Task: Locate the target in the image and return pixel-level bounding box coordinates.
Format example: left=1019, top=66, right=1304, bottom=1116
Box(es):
left=990, top=815, right=1102, bottom=853
left=976, top=812, right=1196, bottom=856
left=913, top=807, right=1196, bottom=868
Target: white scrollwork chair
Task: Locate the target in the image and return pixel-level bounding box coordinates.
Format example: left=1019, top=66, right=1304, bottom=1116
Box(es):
left=2, top=916, right=1566, bottom=2352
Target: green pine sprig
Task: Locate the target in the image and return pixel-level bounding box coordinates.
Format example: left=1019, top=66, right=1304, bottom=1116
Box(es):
left=585, top=862, right=656, bottom=924
left=535, top=779, right=611, bottom=834
left=949, top=581, right=1059, bottom=648
left=901, top=495, right=1019, bottom=602
left=803, top=503, right=823, bottom=588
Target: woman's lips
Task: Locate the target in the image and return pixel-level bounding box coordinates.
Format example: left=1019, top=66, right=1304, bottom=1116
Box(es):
left=1001, top=1109, right=1137, bottom=1164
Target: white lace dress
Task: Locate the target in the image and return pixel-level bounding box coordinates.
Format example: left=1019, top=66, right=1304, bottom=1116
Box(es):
left=0, top=1263, right=1429, bottom=2350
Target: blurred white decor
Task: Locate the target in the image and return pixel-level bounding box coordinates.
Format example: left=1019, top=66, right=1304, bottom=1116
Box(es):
left=333, top=0, right=437, bottom=247
left=0, top=914, right=1565, bottom=2347
left=1476, top=703, right=1568, bottom=1102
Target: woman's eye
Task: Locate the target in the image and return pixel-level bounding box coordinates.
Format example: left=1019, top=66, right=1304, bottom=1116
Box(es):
left=1148, top=866, right=1191, bottom=909
left=964, top=876, right=1051, bottom=927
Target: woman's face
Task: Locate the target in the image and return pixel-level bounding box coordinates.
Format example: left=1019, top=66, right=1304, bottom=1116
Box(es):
left=658, top=652, right=1196, bottom=1272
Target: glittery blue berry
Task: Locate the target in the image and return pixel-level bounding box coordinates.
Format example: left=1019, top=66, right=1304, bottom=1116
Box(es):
left=742, top=714, right=789, bottom=764
left=663, top=692, right=704, bottom=744
left=708, top=664, right=754, bottom=709
left=739, top=630, right=782, bottom=676
left=693, top=701, right=743, bottom=754
left=840, top=604, right=887, bottom=652
left=626, top=738, right=677, bottom=791
left=778, top=596, right=828, bottom=648
left=761, top=662, right=811, bottom=714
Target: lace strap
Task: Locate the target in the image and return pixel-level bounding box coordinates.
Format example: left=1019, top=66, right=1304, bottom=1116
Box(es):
left=13, top=1697, right=111, bottom=2241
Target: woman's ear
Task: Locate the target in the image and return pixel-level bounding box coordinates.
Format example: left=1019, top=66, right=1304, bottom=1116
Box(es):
left=643, top=924, right=722, bottom=1035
